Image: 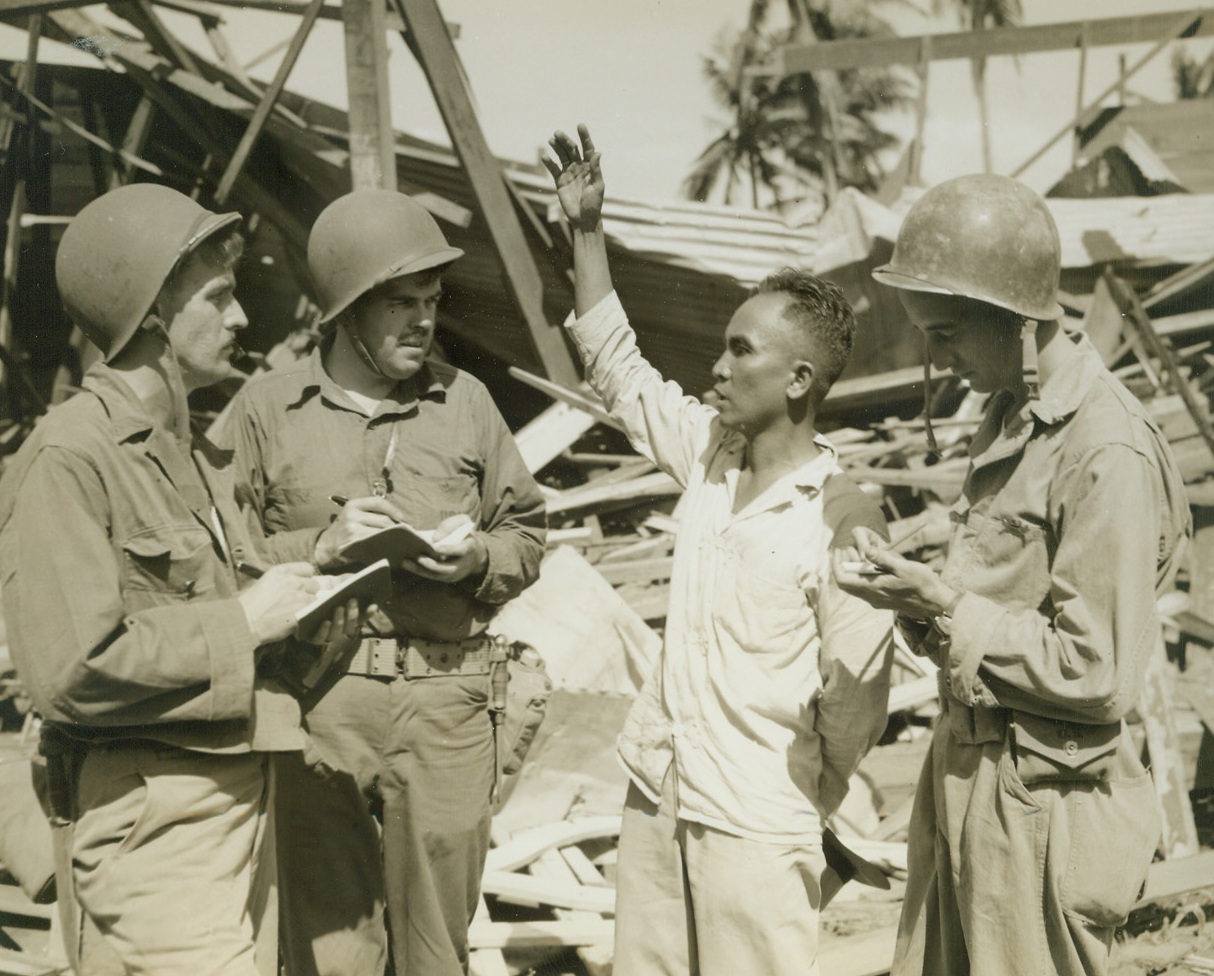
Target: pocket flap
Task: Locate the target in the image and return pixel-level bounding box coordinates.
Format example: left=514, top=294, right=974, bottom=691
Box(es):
left=1012, top=710, right=1120, bottom=771
left=121, top=537, right=174, bottom=560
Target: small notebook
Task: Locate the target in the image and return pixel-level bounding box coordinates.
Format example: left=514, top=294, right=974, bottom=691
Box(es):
left=339, top=518, right=474, bottom=567
left=294, top=558, right=392, bottom=639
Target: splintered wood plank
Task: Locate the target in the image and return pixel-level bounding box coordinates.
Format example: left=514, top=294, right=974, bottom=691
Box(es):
left=531, top=848, right=614, bottom=975
left=514, top=399, right=598, bottom=474
left=547, top=470, right=682, bottom=517
left=481, top=870, right=615, bottom=914
left=559, top=846, right=612, bottom=889
left=1141, top=648, right=1200, bottom=858
left=468, top=918, right=616, bottom=951
left=486, top=817, right=622, bottom=875
left=1136, top=849, right=1214, bottom=907
left=467, top=897, right=509, bottom=976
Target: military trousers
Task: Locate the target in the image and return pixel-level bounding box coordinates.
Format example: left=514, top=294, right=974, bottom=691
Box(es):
left=893, top=702, right=1161, bottom=976
left=275, top=671, right=494, bottom=976
left=71, top=743, right=276, bottom=976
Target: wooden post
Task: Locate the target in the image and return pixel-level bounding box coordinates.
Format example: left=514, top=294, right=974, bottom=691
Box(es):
left=1141, top=642, right=1200, bottom=858
left=393, top=0, right=579, bottom=387
left=109, top=95, right=154, bottom=190
left=1010, top=12, right=1193, bottom=178
left=909, top=37, right=931, bottom=186
left=342, top=0, right=397, bottom=191
left=214, top=0, right=325, bottom=205
left=0, top=14, right=39, bottom=401
left=1072, top=24, right=1088, bottom=166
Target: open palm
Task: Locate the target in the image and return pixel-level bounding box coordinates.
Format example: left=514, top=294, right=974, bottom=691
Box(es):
left=543, top=124, right=604, bottom=231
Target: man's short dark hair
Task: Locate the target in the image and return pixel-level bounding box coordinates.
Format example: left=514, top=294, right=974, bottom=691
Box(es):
left=754, top=267, right=856, bottom=406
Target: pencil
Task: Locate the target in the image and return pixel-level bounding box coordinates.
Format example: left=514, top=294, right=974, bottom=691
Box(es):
left=884, top=520, right=925, bottom=552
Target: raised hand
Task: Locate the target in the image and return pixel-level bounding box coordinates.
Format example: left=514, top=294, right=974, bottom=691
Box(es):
left=542, top=124, right=604, bottom=232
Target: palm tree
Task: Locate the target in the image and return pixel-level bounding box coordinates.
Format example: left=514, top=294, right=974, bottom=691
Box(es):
left=684, top=1, right=911, bottom=211
left=933, top=0, right=1023, bottom=174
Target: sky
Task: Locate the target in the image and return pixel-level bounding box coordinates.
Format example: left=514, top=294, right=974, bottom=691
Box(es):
left=9, top=0, right=1214, bottom=204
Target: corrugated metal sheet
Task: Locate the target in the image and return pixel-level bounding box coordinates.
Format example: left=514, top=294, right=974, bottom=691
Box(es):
left=1048, top=194, right=1214, bottom=269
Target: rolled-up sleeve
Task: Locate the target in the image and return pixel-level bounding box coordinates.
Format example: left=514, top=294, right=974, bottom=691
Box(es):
left=2, top=446, right=256, bottom=728
left=813, top=572, right=894, bottom=815
left=468, top=391, right=547, bottom=606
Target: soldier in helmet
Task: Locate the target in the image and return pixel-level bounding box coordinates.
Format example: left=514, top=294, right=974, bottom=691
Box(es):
left=215, top=189, right=547, bottom=975
left=0, top=184, right=364, bottom=975
left=834, top=175, right=1189, bottom=976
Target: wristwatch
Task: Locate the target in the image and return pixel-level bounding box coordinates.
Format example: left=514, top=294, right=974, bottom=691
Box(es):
left=929, top=611, right=953, bottom=640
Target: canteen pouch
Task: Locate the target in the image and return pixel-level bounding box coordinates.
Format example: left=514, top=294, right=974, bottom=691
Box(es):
left=500, top=641, right=553, bottom=777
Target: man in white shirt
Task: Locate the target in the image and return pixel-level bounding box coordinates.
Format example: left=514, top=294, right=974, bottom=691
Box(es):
left=544, top=125, right=894, bottom=976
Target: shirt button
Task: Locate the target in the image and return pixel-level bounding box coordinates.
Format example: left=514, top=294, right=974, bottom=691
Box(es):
left=1064, top=740, right=1079, bottom=757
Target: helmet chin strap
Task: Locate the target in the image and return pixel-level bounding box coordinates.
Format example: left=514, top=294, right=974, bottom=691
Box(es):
left=1020, top=318, right=1040, bottom=401
left=922, top=335, right=939, bottom=459
left=342, top=318, right=392, bottom=381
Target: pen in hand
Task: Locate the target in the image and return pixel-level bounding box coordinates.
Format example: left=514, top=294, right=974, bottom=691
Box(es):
left=236, top=561, right=264, bottom=580
left=330, top=495, right=349, bottom=507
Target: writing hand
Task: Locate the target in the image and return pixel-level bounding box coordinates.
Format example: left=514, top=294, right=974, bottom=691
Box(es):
left=832, top=527, right=959, bottom=619
left=314, top=495, right=406, bottom=569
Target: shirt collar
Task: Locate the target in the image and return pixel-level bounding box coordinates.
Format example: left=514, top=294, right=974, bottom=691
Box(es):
left=728, top=429, right=841, bottom=500
left=1026, top=332, right=1106, bottom=426
left=82, top=364, right=155, bottom=443
left=296, top=340, right=449, bottom=416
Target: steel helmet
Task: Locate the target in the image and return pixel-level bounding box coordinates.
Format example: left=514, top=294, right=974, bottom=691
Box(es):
left=55, top=183, right=241, bottom=361
left=873, top=174, right=1064, bottom=322
left=308, top=190, right=464, bottom=323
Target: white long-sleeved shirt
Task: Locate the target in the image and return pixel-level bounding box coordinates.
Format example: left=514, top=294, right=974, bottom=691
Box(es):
left=568, top=292, right=894, bottom=844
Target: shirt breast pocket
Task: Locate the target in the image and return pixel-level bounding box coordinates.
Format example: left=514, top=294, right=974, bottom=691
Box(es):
left=121, top=527, right=215, bottom=606
left=395, top=467, right=480, bottom=525
left=948, top=507, right=1052, bottom=610
left=715, top=566, right=810, bottom=659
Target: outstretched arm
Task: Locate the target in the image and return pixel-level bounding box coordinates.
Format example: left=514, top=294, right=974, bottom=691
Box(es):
left=543, top=124, right=612, bottom=316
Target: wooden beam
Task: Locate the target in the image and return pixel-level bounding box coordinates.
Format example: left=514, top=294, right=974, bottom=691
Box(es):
left=214, top=0, right=324, bottom=204
left=341, top=0, right=397, bottom=191
left=394, top=0, right=580, bottom=386
left=1009, top=17, right=1190, bottom=179
left=1105, top=269, right=1214, bottom=462
left=0, top=0, right=93, bottom=17
left=110, top=95, right=154, bottom=189
left=112, top=0, right=203, bottom=75
left=776, top=8, right=1214, bottom=74
left=1136, top=849, right=1214, bottom=906
left=468, top=917, right=616, bottom=951
left=507, top=367, right=619, bottom=431
left=168, top=0, right=406, bottom=30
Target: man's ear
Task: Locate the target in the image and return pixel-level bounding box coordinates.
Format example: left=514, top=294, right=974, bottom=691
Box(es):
left=787, top=359, right=814, bottom=401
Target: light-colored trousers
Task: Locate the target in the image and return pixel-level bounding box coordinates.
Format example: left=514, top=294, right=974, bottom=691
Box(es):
left=71, top=743, right=276, bottom=976
left=614, top=770, right=827, bottom=976
left=893, top=705, right=1160, bottom=976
